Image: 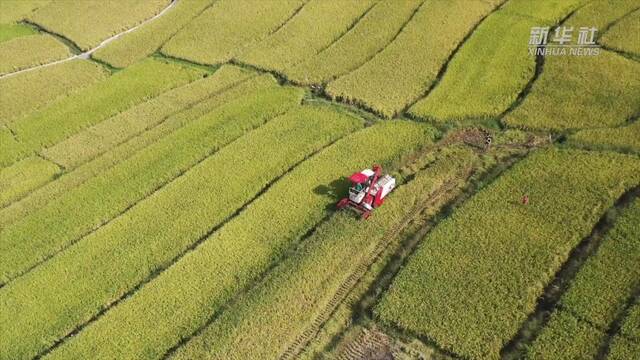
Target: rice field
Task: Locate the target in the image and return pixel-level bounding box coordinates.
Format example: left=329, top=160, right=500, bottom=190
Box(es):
left=2, top=1, right=639, bottom=359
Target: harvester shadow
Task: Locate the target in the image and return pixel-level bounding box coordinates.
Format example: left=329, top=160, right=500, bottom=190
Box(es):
left=314, top=178, right=350, bottom=211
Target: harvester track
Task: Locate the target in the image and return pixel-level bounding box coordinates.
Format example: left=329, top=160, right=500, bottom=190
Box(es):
left=279, top=168, right=472, bottom=360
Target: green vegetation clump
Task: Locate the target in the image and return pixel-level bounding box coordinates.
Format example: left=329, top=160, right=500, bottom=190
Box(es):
left=1, top=104, right=365, bottom=360
left=0, top=60, right=108, bottom=125
left=235, top=0, right=376, bottom=75
left=27, top=0, right=169, bottom=50
left=92, top=0, right=216, bottom=68
left=0, top=23, right=37, bottom=43
left=375, top=148, right=640, bottom=359
left=326, top=0, right=495, bottom=118
left=0, top=34, right=70, bottom=75
left=162, top=0, right=305, bottom=64
left=0, top=156, right=59, bottom=207
left=287, top=0, right=423, bottom=85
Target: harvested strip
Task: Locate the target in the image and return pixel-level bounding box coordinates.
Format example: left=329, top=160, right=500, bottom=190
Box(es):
left=27, top=0, right=170, bottom=50
left=2, top=58, right=204, bottom=166
left=601, top=9, right=640, bottom=58
left=0, top=60, right=108, bottom=125
left=0, top=23, right=37, bottom=43
left=45, top=120, right=437, bottom=360
left=0, top=34, right=71, bottom=75
left=0, top=81, right=303, bottom=285
left=0, top=73, right=268, bottom=228
left=526, top=198, right=640, bottom=359
left=504, top=1, right=640, bottom=131
left=235, top=0, right=377, bottom=75
left=172, top=148, right=475, bottom=360
left=325, top=0, right=495, bottom=118
left=0, top=156, right=59, bottom=208
left=92, top=0, right=216, bottom=68
left=162, top=0, right=306, bottom=65
left=42, top=65, right=253, bottom=169
left=409, top=11, right=536, bottom=122
left=567, top=121, right=640, bottom=153
left=375, top=148, right=640, bottom=359
left=501, top=0, right=586, bottom=25
left=1, top=104, right=362, bottom=360
left=286, top=0, right=422, bottom=85
left=0, top=0, right=50, bottom=23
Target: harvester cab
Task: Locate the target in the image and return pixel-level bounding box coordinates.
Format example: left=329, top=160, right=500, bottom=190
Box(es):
left=336, top=165, right=396, bottom=219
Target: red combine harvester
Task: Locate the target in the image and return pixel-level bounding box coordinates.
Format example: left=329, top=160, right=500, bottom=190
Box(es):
left=337, top=165, right=396, bottom=219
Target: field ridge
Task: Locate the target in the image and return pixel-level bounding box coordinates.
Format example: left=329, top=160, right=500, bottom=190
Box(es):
left=594, top=286, right=640, bottom=359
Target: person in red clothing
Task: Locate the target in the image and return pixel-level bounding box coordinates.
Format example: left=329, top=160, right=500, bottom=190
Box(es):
left=522, top=194, right=529, bottom=205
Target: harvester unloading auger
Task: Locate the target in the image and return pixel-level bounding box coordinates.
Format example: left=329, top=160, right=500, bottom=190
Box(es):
left=337, top=165, right=396, bottom=219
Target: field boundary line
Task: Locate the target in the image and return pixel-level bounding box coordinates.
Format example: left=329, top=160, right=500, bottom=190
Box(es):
left=35, top=130, right=356, bottom=360
left=0, top=0, right=179, bottom=79
left=279, top=166, right=475, bottom=360
left=595, top=287, right=640, bottom=359
left=0, top=74, right=257, bottom=214
left=0, top=105, right=290, bottom=289
left=500, top=186, right=640, bottom=359
left=311, top=2, right=378, bottom=58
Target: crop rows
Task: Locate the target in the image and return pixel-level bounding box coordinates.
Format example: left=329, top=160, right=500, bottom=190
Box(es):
left=526, top=198, right=640, bottom=359
left=0, top=79, right=303, bottom=285
left=567, top=121, right=640, bottom=154
left=501, top=0, right=586, bottom=25
left=0, top=60, right=108, bottom=125
left=235, top=0, right=376, bottom=75
left=42, top=120, right=437, bottom=360
left=1, top=58, right=203, bottom=167
left=503, top=0, right=640, bottom=131
left=0, top=34, right=70, bottom=75
left=0, top=156, right=59, bottom=208
left=162, top=0, right=306, bottom=65
left=42, top=65, right=253, bottom=169
left=608, top=301, right=640, bottom=359
left=325, top=0, right=495, bottom=118
left=0, top=104, right=366, bottom=360
left=601, top=9, right=640, bottom=58
left=375, top=148, right=640, bottom=359
left=170, top=147, right=476, bottom=360
left=92, top=0, right=216, bottom=68
left=286, top=0, right=422, bottom=86
left=26, top=0, right=170, bottom=51
left=0, top=71, right=267, bottom=229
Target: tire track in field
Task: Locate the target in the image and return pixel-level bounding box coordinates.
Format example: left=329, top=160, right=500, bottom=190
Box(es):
left=500, top=186, right=640, bottom=360
left=401, top=0, right=510, bottom=115
left=0, top=0, right=179, bottom=79
left=595, top=287, right=640, bottom=359
left=35, top=132, right=354, bottom=360
left=0, top=74, right=256, bottom=218
left=0, top=104, right=291, bottom=289
left=279, top=167, right=475, bottom=360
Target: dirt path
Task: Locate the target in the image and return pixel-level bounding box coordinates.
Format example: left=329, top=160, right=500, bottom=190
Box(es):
left=0, top=0, right=179, bottom=80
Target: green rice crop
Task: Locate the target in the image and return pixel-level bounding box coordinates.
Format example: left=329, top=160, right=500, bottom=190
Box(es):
left=0, top=60, right=108, bottom=125
left=286, top=0, right=422, bottom=85
left=408, top=11, right=536, bottom=122
left=0, top=23, right=37, bottom=43
left=501, top=0, right=586, bottom=25
left=172, top=148, right=476, bottom=360
left=0, top=0, right=50, bottom=23
left=0, top=81, right=304, bottom=285
left=0, top=126, right=29, bottom=167
left=0, top=34, right=70, bottom=75
left=325, top=0, right=495, bottom=118
left=0, top=156, right=59, bottom=208
left=42, top=65, right=253, bottom=169
left=92, top=0, right=216, bottom=68
left=620, top=302, right=640, bottom=341
left=375, top=148, right=640, bottom=359
left=161, top=0, right=305, bottom=65
left=235, top=0, right=376, bottom=75
left=27, top=0, right=170, bottom=51
left=601, top=9, right=640, bottom=58
left=608, top=336, right=640, bottom=360
left=526, top=198, right=640, bottom=359
left=44, top=120, right=437, bottom=360
left=504, top=1, right=640, bottom=131
left=0, top=72, right=269, bottom=229
left=1, top=104, right=363, bottom=360
left=567, top=121, right=640, bottom=153
left=2, top=58, right=204, bottom=167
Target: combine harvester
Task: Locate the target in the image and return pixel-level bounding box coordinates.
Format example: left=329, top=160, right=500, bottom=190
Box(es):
left=337, top=165, right=396, bottom=219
